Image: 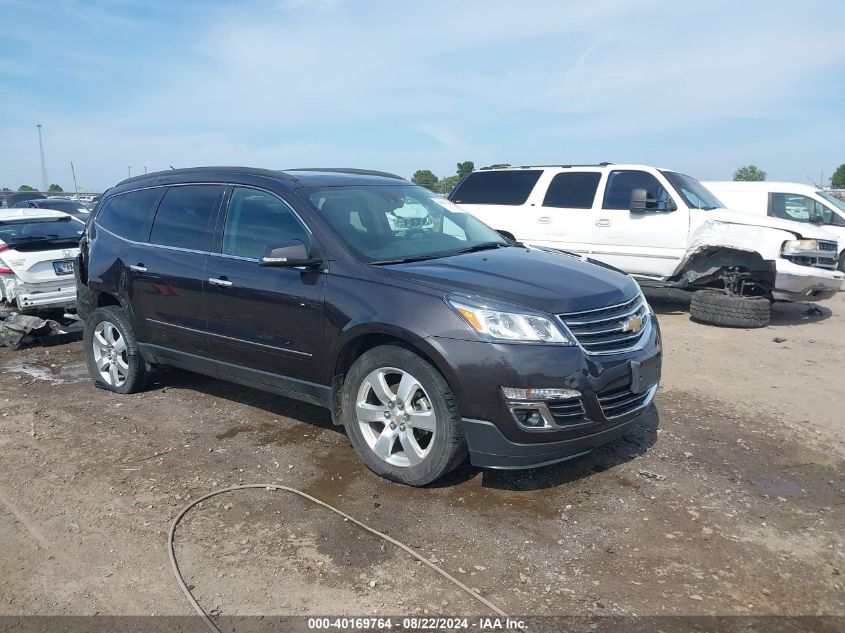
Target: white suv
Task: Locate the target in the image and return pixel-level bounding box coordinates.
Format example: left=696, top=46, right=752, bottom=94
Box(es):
left=450, top=164, right=843, bottom=327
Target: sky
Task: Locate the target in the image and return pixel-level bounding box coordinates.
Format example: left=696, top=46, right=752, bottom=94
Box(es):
left=1, top=0, right=844, bottom=193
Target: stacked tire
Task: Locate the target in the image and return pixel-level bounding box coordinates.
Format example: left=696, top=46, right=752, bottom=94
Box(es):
left=689, top=290, right=771, bottom=328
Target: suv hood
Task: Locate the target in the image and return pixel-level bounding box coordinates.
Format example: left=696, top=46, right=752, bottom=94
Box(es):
left=709, top=208, right=837, bottom=241
left=384, top=246, right=640, bottom=314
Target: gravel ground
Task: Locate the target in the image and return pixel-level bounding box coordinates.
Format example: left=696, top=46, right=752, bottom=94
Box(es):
left=0, top=292, right=843, bottom=621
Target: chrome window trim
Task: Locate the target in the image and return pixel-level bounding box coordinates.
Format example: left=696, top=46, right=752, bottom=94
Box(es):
left=96, top=225, right=210, bottom=255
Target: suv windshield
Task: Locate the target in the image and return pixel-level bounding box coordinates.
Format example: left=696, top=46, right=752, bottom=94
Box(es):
left=817, top=190, right=845, bottom=214
left=298, top=184, right=508, bottom=264
left=662, top=171, right=725, bottom=210
left=0, top=216, right=83, bottom=246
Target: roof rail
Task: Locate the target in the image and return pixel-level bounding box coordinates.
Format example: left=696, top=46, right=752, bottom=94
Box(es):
left=118, top=166, right=298, bottom=186
left=287, top=168, right=405, bottom=180
left=479, top=162, right=613, bottom=170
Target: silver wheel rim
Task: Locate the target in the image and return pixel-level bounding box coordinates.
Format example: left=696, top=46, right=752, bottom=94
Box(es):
left=356, top=366, right=436, bottom=467
left=92, top=321, right=129, bottom=387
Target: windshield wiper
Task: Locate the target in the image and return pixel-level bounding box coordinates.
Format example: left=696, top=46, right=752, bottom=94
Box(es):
left=370, top=253, right=447, bottom=265
left=446, top=241, right=508, bottom=256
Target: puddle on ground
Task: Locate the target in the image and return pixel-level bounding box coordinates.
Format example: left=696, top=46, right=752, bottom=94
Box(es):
left=1, top=361, right=88, bottom=384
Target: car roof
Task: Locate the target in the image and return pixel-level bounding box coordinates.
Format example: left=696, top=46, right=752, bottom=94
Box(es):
left=112, top=166, right=409, bottom=192
left=0, top=208, right=77, bottom=222
left=474, top=163, right=675, bottom=173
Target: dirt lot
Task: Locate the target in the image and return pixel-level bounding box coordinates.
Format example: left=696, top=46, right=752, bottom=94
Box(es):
left=0, top=292, right=843, bottom=622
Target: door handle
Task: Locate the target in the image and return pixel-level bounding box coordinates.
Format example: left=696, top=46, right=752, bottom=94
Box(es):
left=537, top=216, right=552, bottom=224
left=595, top=218, right=611, bottom=227
left=129, top=264, right=147, bottom=273
left=208, top=277, right=233, bottom=288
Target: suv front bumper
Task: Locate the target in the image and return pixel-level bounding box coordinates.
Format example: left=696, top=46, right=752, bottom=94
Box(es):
left=426, top=320, right=662, bottom=470
left=773, top=259, right=843, bottom=301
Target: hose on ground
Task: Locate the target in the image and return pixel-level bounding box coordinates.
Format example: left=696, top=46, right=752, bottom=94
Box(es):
left=168, top=483, right=511, bottom=633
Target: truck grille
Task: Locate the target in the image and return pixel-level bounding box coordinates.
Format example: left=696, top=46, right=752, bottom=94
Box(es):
left=558, top=294, right=649, bottom=354
left=546, top=398, right=589, bottom=426
left=819, top=241, right=837, bottom=252
left=597, top=384, right=651, bottom=418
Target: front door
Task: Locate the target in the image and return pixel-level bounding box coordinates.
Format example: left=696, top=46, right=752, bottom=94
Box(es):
left=203, top=186, right=326, bottom=387
left=590, top=169, right=689, bottom=277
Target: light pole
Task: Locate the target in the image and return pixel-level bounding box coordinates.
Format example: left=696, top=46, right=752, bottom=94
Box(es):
left=36, top=124, right=49, bottom=193
left=128, top=165, right=132, bottom=178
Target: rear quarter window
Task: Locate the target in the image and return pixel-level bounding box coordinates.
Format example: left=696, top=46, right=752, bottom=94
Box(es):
left=96, top=188, right=163, bottom=241
left=450, top=170, right=542, bottom=205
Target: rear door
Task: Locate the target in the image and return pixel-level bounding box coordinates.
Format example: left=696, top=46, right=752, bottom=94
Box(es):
left=203, top=186, right=326, bottom=387
left=590, top=169, right=689, bottom=276
left=128, top=184, right=225, bottom=356
left=532, top=170, right=601, bottom=255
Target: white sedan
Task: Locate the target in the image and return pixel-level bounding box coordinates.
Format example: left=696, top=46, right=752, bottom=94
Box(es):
left=0, top=208, right=84, bottom=313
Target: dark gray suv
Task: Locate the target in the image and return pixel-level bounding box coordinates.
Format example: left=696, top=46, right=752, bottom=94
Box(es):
left=76, top=167, right=662, bottom=485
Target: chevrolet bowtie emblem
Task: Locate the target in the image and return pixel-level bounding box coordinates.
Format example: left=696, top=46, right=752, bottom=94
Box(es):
left=621, top=314, right=644, bottom=333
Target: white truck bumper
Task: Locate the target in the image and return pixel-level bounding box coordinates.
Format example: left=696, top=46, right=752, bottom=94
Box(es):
left=772, top=259, right=844, bottom=302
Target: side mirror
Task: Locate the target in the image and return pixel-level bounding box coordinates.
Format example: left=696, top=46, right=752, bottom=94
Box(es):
left=808, top=211, right=824, bottom=225
left=630, top=188, right=677, bottom=213
left=259, top=240, right=321, bottom=268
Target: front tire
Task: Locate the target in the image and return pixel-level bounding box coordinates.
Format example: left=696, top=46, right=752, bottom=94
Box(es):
left=689, top=290, right=771, bottom=328
left=341, top=345, right=467, bottom=486
left=83, top=305, right=149, bottom=393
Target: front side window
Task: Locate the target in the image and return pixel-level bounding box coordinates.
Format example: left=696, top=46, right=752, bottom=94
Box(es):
left=299, top=184, right=507, bottom=264
left=542, top=172, right=601, bottom=209
left=770, top=193, right=833, bottom=224
left=602, top=170, right=670, bottom=210
left=222, top=187, right=310, bottom=259
left=149, top=185, right=224, bottom=251
left=450, top=170, right=542, bottom=205
left=96, top=187, right=163, bottom=241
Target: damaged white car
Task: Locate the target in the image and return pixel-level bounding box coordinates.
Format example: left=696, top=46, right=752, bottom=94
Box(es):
left=0, top=208, right=83, bottom=313
left=451, top=164, right=844, bottom=327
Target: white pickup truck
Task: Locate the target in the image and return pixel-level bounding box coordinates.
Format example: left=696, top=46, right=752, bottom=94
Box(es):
left=450, top=164, right=843, bottom=327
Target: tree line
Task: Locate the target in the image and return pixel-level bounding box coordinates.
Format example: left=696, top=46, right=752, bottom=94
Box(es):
left=2, top=184, right=65, bottom=193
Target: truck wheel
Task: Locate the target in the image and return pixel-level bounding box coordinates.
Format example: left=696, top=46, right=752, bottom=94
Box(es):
left=84, top=305, right=149, bottom=393
left=341, top=345, right=467, bottom=486
left=689, top=290, right=771, bottom=328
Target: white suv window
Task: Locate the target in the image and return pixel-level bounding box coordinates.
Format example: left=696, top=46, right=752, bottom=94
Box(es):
left=602, top=170, right=669, bottom=210
left=542, top=172, right=601, bottom=209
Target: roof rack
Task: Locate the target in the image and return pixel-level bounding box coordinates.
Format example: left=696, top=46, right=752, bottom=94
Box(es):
left=480, top=162, right=613, bottom=170
left=287, top=168, right=405, bottom=180
left=118, top=166, right=298, bottom=185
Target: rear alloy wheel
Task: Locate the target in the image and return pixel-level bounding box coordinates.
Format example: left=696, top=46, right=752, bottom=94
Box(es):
left=689, top=290, right=771, bottom=328
left=342, top=345, right=467, bottom=485
left=83, top=305, right=149, bottom=393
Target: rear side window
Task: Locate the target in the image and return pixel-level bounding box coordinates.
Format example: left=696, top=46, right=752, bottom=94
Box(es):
left=222, top=187, right=310, bottom=259
left=450, top=170, right=542, bottom=205
left=96, top=188, right=163, bottom=241
left=542, top=172, right=601, bottom=209
left=149, top=185, right=225, bottom=251
left=602, top=170, right=669, bottom=210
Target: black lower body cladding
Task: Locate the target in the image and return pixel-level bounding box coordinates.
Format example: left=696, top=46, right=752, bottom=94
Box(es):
left=425, top=319, right=662, bottom=468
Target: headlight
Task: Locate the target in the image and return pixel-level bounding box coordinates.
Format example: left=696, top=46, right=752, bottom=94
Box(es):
left=449, top=298, right=575, bottom=344
left=782, top=239, right=820, bottom=255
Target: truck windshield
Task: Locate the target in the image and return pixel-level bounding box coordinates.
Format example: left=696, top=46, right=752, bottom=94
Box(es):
left=662, top=171, right=725, bottom=210
left=298, top=184, right=509, bottom=264
left=817, top=191, right=845, bottom=214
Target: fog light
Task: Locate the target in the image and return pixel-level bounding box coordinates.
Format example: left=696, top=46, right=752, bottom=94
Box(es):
left=511, top=407, right=548, bottom=428
left=502, top=387, right=581, bottom=400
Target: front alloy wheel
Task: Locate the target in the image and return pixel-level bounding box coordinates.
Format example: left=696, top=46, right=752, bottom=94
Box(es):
left=91, top=321, right=129, bottom=387
left=356, top=367, right=436, bottom=467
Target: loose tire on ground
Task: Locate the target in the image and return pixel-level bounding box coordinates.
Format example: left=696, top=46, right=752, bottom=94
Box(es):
left=341, top=345, right=467, bottom=486
left=83, top=305, right=150, bottom=393
left=689, top=290, right=771, bottom=328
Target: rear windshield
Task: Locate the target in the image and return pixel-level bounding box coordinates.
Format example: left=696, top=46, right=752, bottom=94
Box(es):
left=0, top=217, right=84, bottom=247
left=450, top=170, right=542, bottom=205
left=39, top=200, right=88, bottom=213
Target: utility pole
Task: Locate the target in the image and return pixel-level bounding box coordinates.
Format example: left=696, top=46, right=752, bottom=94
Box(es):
left=70, top=162, right=79, bottom=196
left=36, top=124, right=49, bottom=193
left=143, top=166, right=147, bottom=174
left=128, top=165, right=132, bottom=178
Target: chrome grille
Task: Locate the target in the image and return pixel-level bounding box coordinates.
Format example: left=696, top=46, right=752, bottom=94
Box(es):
left=597, top=384, right=651, bottom=418
left=558, top=294, right=649, bottom=354
left=546, top=398, right=589, bottom=426
left=819, top=240, right=837, bottom=252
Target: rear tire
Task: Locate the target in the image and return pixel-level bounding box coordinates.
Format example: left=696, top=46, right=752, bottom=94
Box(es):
left=689, top=290, right=771, bottom=328
left=341, top=345, right=467, bottom=486
left=83, top=305, right=149, bottom=393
